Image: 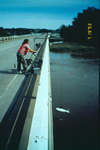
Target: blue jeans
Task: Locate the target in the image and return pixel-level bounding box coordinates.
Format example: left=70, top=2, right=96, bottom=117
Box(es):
left=17, top=52, right=27, bottom=72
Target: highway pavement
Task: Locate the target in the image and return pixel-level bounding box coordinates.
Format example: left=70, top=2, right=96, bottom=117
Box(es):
left=0, top=34, right=45, bottom=123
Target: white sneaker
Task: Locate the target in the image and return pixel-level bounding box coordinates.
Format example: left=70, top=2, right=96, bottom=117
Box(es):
left=17, top=71, right=22, bottom=74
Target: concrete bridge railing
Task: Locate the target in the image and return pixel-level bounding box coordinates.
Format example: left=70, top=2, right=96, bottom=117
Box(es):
left=27, top=36, right=54, bottom=150
left=0, top=34, right=34, bottom=42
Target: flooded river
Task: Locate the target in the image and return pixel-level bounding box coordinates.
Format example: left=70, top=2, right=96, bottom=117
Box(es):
left=50, top=52, right=99, bottom=150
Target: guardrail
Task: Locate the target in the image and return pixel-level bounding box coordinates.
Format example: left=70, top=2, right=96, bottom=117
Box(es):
left=27, top=36, right=54, bottom=150
left=0, top=36, right=15, bottom=41
left=0, top=34, right=34, bottom=42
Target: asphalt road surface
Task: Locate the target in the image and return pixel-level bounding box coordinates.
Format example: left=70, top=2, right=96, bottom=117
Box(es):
left=0, top=34, right=45, bottom=123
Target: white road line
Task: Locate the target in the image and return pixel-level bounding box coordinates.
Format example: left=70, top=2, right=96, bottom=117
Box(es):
left=0, top=74, right=18, bottom=99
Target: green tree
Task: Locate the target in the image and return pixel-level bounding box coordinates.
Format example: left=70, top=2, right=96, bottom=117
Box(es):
left=60, top=7, right=100, bottom=46
left=0, top=27, right=8, bottom=37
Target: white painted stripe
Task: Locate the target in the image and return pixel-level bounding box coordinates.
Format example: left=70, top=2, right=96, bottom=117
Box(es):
left=27, top=38, right=49, bottom=150
left=0, top=74, right=18, bottom=99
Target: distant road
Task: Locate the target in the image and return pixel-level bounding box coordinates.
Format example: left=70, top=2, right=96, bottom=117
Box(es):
left=0, top=34, right=45, bottom=122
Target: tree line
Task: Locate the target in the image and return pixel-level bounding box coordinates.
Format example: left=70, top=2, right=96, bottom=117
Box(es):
left=0, top=27, right=53, bottom=37
left=59, top=7, right=100, bottom=47
left=0, top=7, right=99, bottom=47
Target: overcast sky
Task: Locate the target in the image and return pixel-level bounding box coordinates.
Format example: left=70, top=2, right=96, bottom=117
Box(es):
left=0, top=0, right=99, bottom=29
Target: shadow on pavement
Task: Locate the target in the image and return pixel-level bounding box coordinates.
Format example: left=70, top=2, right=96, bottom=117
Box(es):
left=0, top=69, right=17, bottom=74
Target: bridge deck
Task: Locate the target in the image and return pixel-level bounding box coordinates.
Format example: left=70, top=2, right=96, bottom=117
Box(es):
left=0, top=35, right=54, bottom=150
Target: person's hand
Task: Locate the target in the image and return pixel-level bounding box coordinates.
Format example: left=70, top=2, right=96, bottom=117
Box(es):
left=32, top=51, right=36, bottom=54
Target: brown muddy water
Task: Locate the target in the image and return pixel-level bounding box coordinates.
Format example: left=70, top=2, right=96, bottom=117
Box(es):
left=50, top=51, right=99, bottom=150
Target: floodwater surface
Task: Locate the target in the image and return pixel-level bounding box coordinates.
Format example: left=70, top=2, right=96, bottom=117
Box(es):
left=50, top=52, right=99, bottom=150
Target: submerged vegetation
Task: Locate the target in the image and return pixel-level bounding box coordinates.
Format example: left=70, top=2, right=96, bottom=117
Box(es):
left=50, top=42, right=99, bottom=59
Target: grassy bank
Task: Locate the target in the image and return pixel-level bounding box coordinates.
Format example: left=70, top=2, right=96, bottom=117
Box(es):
left=50, top=42, right=99, bottom=59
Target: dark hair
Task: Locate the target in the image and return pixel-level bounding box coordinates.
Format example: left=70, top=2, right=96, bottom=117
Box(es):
left=22, top=39, right=29, bottom=45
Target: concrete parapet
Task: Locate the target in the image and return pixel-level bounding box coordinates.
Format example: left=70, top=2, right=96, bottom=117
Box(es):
left=0, top=36, right=15, bottom=41
left=0, top=34, right=33, bottom=42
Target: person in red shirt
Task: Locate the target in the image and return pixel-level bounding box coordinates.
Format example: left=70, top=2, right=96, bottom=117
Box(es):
left=17, top=39, right=36, bottom=74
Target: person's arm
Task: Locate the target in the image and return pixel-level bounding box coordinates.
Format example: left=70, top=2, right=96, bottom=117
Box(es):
left=28, top=47, right=36, bottom=53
